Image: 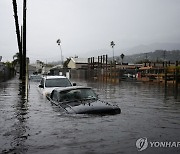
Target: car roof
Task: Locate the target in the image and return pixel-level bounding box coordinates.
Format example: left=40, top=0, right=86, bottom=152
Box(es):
left=42, top=75, right=68, bottom=79
left=53, top=86, right=92, bottom=92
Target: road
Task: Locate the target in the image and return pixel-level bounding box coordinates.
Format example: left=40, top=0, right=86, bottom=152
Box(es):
left=0, top=77, right=180, bottom=154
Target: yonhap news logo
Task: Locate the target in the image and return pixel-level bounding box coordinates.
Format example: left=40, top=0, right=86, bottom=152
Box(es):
left=136, top=137, right=148, bottom=151
left=136, top=137, right=180, bottom=152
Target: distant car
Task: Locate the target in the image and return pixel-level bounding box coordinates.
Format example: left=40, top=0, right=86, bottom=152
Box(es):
left=29, top=74, right=42, bottom=82
left=47, top=86, right=121, bottom=115
left=38, top=75, right=76, bottom=96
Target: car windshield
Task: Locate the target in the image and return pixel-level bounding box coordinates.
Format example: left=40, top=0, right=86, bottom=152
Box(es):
left=45, top=78, right=72, bottom=87
left=59, top=88, right=97, bottom=102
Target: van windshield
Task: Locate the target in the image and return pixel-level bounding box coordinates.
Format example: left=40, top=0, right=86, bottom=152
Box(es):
left=45, top=78, right=72, bottom=87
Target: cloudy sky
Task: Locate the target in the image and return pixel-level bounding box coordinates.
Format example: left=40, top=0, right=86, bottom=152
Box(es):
left=0, top=0, right=180, bottom=63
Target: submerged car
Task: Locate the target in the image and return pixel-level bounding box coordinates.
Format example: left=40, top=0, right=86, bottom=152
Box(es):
left=38, top=75, right=75, bottom=96
left=47, top=86, right=121, bottom=115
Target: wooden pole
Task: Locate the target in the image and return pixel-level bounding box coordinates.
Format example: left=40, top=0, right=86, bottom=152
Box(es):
left=92, top=57, right=94, bottom=80
left=99, top=55, right=103, bottom=81
left=22, top=0, right=27, bottom=83
left=20, top=26, right=23, bottom=79
left=103, top=55, right=105, bottom=82
left=106, top=54, right=108, bottom=82
left=164, top=61, right=167, bottom=89
left=90, top=57, right=93, bottom=80
left=12, top=0, right=22, bottom=79
left=87, top=58, right=90, bottom=80
left=175, top=61, right=178, bottom=97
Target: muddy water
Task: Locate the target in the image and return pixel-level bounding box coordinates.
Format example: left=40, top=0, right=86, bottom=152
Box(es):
left=0, top=77, right=180, bottom=154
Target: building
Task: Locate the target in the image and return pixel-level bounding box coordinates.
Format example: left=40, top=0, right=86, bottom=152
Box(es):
left=137, top=62, right=179, bottom=83
left=28, top=65, right=36, bottom=75
left=67, top=57, right=88, bottom=69
left=36, top=60, right=44, bottom=73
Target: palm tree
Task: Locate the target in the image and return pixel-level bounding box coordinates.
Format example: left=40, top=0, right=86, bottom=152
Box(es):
left=12, top=52, right=20, bottom=66
left=63, top=58, right=71, bottom=68
left=110, top=41, right=115, bottom=62
left=12, top=52, right=20, bottom=75
left=120, top=53, right=125, bottom=64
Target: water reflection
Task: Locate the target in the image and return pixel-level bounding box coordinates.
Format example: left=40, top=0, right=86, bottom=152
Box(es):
left=12, top=82, right=29, bottom=153
left=1, top=78, right=180, bottom=154
left=73, top=78, right=180, bottom=102
left=1, top=79, right=29, bottom=154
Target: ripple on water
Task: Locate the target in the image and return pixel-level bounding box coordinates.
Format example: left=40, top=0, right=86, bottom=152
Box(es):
left=0, top=78, right=180, bottom=154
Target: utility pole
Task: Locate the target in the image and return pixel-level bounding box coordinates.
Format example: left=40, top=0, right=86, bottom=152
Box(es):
left=20, top=25, right=23, bottom=79
left=110, top=41, right=115, bottom=63
left=22, top=0, right=27, bottom=83
left=57, top=39, right=63, bottom=66
left=12, top=0, right=22, bottom=79
left=163, top=50, right=166, bottom=62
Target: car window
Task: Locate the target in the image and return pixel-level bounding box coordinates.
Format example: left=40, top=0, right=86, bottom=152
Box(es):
left=45, top=78, right=72, bottom=87
left=81, top=89, right=97, bottom=99
left=59, top=88, right=97, bottom=102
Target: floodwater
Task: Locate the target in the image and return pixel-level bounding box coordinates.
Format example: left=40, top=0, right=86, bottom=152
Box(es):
left=0, top=77, right=180, bottom=154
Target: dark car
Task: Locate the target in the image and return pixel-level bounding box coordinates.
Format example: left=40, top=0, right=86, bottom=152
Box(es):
left=47, top=86, right=121, bottom=115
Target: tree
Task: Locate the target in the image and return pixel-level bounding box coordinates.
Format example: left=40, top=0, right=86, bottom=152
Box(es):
left=5, top=61, right=13, bottom=68
left=110, top=41, right=115, bottom=62
left=63, top=58, right=71, bottom=68
left=120, top=53, right=125, bottom=64
left=12, top=52, right=20, bottom=66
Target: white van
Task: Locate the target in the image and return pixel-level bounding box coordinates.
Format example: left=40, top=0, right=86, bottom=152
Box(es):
left=38, top=75, right=76, bottom=96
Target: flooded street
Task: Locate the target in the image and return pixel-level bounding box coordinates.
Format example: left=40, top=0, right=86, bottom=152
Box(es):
left=0, top=77, right=180, bottom=154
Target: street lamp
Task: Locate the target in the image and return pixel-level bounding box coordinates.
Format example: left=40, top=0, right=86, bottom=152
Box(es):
left=110, top=41, right=115, bottom=62
left=57, top=39, right=63, bottom=66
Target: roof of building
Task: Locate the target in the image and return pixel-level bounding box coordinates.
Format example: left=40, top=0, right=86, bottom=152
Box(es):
left=71, top=58, right=88, bottom=64
left=51, top=65, right=63, bottom=69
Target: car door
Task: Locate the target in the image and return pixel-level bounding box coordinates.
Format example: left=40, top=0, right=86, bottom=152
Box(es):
left=51, top=90, right=59, bottom=105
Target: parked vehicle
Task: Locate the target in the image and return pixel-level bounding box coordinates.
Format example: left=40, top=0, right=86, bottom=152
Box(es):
left=47, top=86, right=121, bottom=115
left=29, top=74, right=42, bottom=82
left=38, top=75, right=75, bottom=96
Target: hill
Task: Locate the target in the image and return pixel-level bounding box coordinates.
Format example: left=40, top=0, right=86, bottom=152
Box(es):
left=125, top=43, right=180, bottom=55
left=121, top=50, right=180, bottom=63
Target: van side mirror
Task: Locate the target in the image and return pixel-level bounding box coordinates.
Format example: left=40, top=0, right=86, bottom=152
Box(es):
left=73, top=83, right=76, bottom=86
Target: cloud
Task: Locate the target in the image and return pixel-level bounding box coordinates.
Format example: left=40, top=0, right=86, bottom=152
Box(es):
left=1, top=0, right=180, bottom=63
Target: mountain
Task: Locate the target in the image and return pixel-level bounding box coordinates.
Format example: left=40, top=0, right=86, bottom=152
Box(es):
left=121, top=50, right=180, bottom=64
left=125, top=43, right=180, bottom=55
left=42, top=42, right=180, bottom=64
left=81, top=42, right=180, bottom=59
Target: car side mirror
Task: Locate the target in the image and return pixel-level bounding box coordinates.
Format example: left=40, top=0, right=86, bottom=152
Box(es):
left=73, top=83, right=76, bottom=86
left=39, top=85, right=44, bottom=88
